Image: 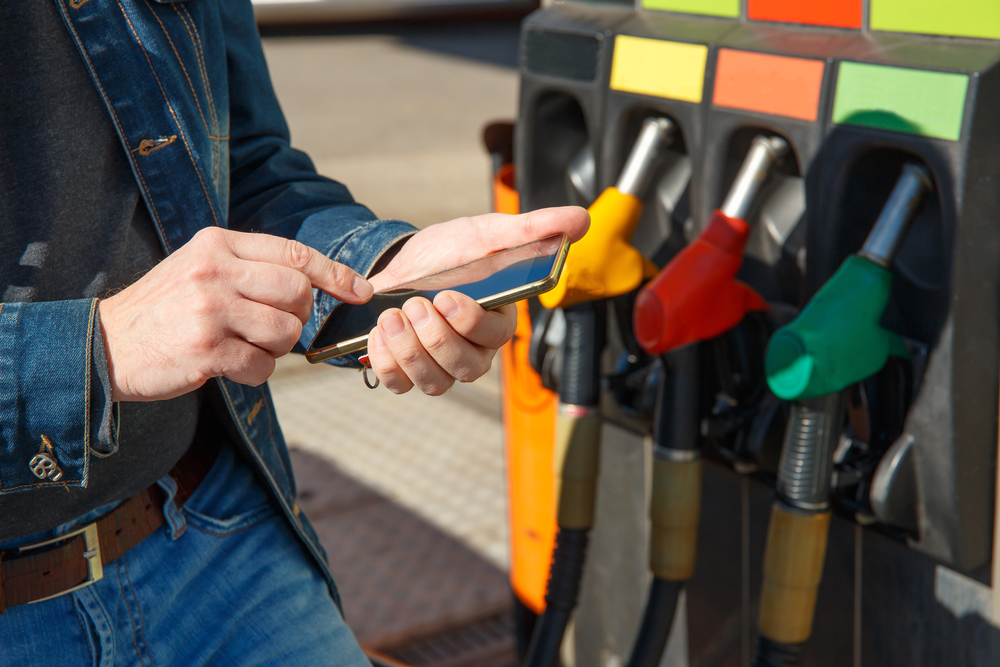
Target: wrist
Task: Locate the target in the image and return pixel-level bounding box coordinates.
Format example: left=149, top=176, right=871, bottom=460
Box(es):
left=97, top=297, right=127, bottom=402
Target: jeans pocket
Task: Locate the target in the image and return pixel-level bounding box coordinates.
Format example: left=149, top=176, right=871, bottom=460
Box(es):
left=180, top=442, right=277, bottom=537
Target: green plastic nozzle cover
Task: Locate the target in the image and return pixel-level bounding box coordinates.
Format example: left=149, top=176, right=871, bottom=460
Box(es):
left=765, top=255, right=908, bottom=401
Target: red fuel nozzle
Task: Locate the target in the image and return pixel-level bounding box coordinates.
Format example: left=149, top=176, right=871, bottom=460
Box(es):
left=633, top=210, right=767, bottom=355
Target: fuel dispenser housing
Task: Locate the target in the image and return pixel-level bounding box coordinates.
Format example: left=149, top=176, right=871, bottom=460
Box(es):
left=812, top=42, right=1000, bottom=571
left=508, top=2, right=1000, bottom=665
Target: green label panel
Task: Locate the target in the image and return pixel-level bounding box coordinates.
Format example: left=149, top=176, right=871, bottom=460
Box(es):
left=832, top=62, right=969, bottom=142
left=642, top=0, right=740, bottom=19
left=871, top=0, right=1000, bottom=41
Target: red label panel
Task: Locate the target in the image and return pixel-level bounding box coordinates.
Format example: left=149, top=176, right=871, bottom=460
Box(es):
left=748, top=0, right=863, bottom=29
left=713, top=49, right=826, bottom=122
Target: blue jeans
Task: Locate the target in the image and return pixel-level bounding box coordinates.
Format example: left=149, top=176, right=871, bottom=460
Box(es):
left=0, top=443, right=371, bottom=667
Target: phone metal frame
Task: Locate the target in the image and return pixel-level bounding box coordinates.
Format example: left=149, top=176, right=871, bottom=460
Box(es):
left=305, top=234, right=571, bottom=364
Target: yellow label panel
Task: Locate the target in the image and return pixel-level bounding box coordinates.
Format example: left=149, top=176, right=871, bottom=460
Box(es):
left=610, top=36, right=709, bottom=104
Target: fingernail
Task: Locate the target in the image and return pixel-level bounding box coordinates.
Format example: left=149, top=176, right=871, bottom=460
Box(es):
left=403, top=300, right=430, bottom=329
left=381, top=311, right=405, bottom=339
left=353, top=276, right=374, bottom=300
left=437, top=295, right=460, bottom=319
left=371, top=330, right=383, bottom=349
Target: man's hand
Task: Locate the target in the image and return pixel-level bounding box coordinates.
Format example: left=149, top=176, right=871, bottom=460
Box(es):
left=99, top=227, right=373, bottom=402
left=366, top=206, right=590, bottom=395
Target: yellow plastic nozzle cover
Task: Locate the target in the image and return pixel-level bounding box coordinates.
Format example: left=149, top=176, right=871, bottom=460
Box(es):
left=539, top=187, right=658, bottom=309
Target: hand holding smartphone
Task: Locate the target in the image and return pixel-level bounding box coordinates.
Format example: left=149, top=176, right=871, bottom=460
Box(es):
left=305, top=233, right=570, bottom=363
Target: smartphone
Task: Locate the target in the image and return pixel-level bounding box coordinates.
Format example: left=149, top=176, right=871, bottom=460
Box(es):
left=305, top=233, right=570, bottom=363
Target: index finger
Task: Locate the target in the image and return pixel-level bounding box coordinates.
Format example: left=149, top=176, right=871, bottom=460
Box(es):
left=223, top=231, right=373, bottom=304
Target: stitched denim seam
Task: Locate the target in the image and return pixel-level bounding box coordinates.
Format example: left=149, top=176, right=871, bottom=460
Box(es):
left=140, top=0, right=210, bottom=138
left=262, top=391, right=287, bottom=481
left=82, top=299, right=96, bottom=486
left=174, top=0, right=221, bottom=189
left=115, top=561, right=150, bottom=667
left=72, top=600, right=97, bottom=667
left=56, top=0, right=172, bottom=252
left=113, top=0, right=221, bottom=229
left=173, top=4, right=219, bottom=144
left=184, top=505, right=277, bottom=537
left=121, top=558, right=156, bottom=667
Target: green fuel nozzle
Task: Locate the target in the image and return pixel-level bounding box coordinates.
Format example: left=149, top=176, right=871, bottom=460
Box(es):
left=765, top=163, right=932, bottom=401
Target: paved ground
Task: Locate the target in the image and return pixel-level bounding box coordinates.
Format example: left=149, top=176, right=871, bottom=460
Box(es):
left=261, top=20, right=524, bottom=656
left=262, top=21, right=521, bottom=228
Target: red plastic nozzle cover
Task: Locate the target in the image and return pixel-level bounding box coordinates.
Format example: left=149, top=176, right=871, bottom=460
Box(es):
left=633, top=210, right=768, bottom=355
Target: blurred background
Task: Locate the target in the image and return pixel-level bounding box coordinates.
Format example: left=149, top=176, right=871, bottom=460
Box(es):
left=259, top=7, right=534, bottom=667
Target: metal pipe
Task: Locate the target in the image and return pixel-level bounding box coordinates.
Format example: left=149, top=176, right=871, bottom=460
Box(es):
left=616, top=117, right=675, bottom=199
left=775, top=393, right=846, bottom=512
left=720, top=136, right=790, bottom=221
left=858, top=163, right=933, bottom=268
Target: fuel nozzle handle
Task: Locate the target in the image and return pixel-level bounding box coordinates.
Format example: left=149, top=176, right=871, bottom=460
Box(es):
left=765, top=163, right=932, bottom=401
left=540, top=117, right=674, bottom=310
left=632, top=135, right=788, bottom=355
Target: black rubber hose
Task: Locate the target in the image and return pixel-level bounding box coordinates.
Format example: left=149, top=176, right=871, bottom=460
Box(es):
left=523, top=528, right=590, bottom=667
left=752, top=637, right=805, bottom=667
left=559, top=302, right=606, bottom=406
left=625, top=577, right=683, bottom=667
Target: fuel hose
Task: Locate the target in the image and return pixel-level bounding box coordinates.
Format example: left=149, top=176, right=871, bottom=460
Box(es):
left=524, top=117, right=674, bottom=667
left=753, top=163, right=932, bottom=666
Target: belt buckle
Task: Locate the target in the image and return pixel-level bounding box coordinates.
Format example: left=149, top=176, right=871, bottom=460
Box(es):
left=19, top=523, right=104, bottom=603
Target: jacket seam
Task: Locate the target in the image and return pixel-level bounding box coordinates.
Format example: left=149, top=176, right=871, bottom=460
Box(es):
left=172, top=0, right=222, bottom=200
left=172, top=3, right=220, bottom=186
left=173, top=5, right=218, bottom=134
left=82, top=299, right=95, bottom=487
left=55, top=0, right=172, bottom=253
left=113, top=0, right=221, bottom=229
left=140, top=0, right=211, bottom=138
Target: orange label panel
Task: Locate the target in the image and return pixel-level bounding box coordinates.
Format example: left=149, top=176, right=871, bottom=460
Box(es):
left=712, top=49, right=825, bottom=122
left=748, top=0, right=863, bottom=29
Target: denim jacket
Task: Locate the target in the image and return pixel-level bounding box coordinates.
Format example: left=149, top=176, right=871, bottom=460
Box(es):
left=0, top=0, right=415, bottom=604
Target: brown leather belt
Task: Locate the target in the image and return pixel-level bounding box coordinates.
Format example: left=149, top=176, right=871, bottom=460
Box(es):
left=0, top=439, right=220, bottom=613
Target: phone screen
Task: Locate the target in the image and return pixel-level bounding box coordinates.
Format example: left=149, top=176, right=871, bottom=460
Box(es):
left=307, top=234, right=566, bottom=359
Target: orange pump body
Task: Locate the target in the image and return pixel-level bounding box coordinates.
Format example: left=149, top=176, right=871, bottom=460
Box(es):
left=634, top=210, right=768, bottom=355
left=494, top=164, right=558, bottom=613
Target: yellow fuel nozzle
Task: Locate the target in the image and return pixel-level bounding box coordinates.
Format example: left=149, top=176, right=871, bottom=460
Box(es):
left=540, top=117, right=673, bottom=309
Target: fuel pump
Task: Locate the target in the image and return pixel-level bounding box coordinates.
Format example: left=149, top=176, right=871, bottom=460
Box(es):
left=633, top=135, right=787, bottom=356
left=523, top=117, right=674, bottom=667
left=624, top=135, right=789, bottom=667
left=752, top=163, right=932, bottom=667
